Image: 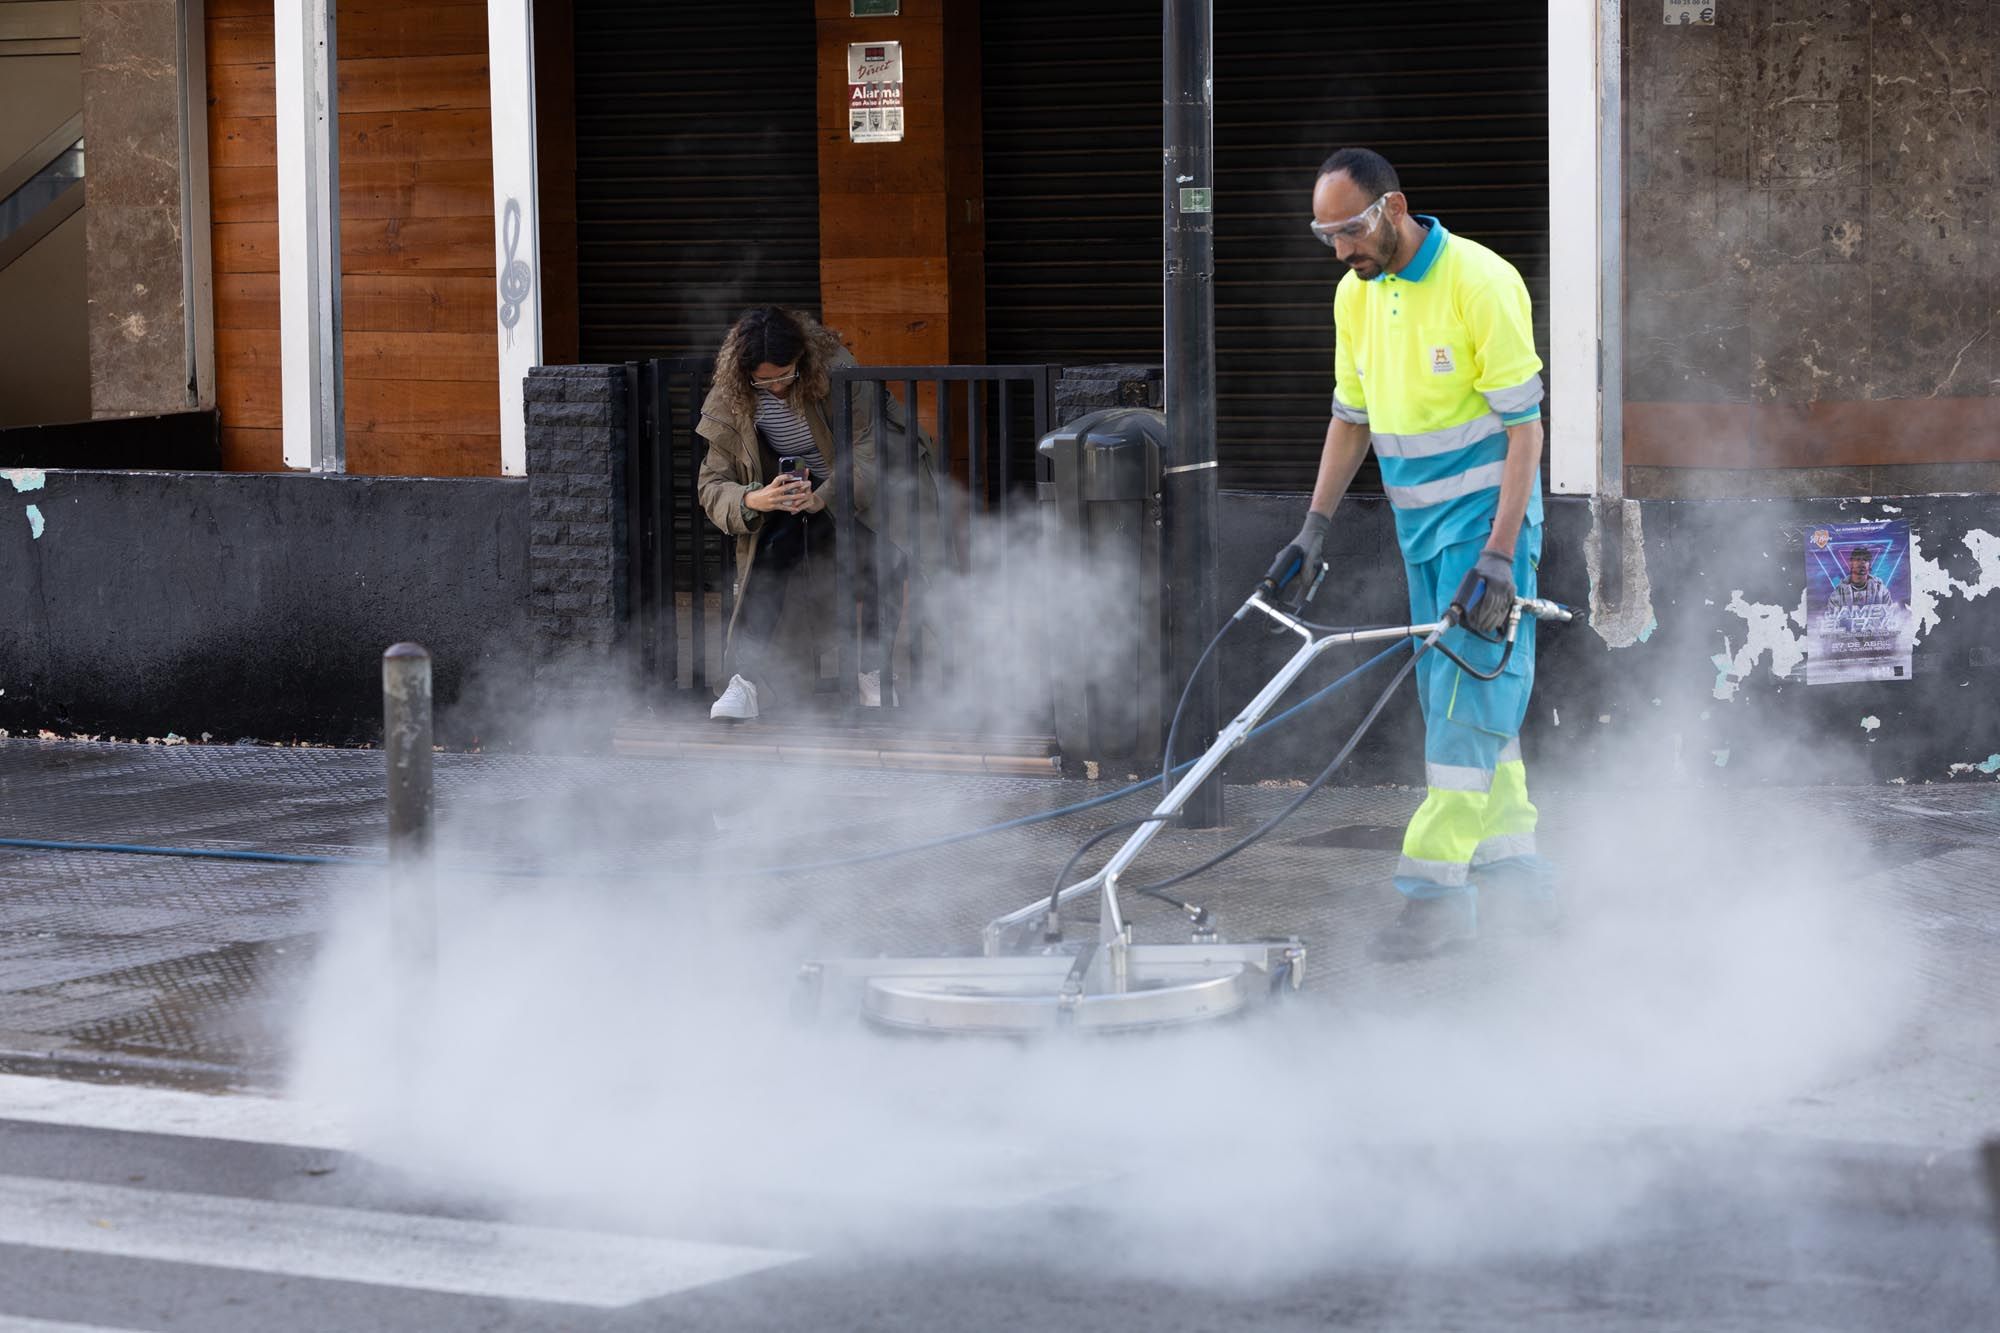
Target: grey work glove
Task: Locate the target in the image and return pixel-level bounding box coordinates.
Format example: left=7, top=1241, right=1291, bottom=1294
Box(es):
left=1266, top=510, right=1332, bottom=595
left=1452, top=549, right=1517, bottom=635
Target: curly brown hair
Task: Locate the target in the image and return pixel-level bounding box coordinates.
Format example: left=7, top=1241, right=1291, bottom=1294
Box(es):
left=710, top=306, right=846, bottom=421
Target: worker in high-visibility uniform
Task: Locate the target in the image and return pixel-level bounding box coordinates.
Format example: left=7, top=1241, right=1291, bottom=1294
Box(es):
left=1269, top=147, right=1553, bottom=961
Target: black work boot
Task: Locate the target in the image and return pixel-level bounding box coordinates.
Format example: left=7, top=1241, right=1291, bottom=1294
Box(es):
left=1368, top=893, right=1476, bottom=962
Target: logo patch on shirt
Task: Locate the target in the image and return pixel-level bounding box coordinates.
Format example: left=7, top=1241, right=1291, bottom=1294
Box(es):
left=1430, top=346, right=1456, bottom=375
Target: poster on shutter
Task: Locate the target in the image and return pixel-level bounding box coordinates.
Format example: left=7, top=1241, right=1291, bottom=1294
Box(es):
left=847, top=42, right=904, bottom=143
left=1804, top=519, right=1912, bottom=685
left=1663, top=0, right=1715, bottom=23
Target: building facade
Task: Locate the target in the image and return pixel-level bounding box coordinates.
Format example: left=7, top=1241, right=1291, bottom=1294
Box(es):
left=2, top=1, right=1996, bottom=778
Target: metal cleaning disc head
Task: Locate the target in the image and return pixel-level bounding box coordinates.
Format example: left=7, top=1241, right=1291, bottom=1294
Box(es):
left=860, top=964, right=1254, bottom=1035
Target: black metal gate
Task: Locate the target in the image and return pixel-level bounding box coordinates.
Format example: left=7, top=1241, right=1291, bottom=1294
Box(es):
left=624, top=361, right=1061, bottom=728
left=621, top=356, right=727, bottom=698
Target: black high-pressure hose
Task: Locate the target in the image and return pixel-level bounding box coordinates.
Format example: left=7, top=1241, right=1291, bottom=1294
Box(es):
left=1158, top=616, right=1238, bottom=803
left=1043, top=817, right=1183, bottom=941
left=1048, top=564, right=1533, bottom=933
left=1122, top=624, right=1437, bottom=899
left=1292, top=612, right=1517, bottom=682
left=1045, top=615, right=1441, bottom=936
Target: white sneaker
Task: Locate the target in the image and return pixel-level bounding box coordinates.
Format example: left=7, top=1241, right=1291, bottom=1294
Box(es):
left=710, top=674, right=759, bottom=720
left=858, top=669, right=882, bottom=708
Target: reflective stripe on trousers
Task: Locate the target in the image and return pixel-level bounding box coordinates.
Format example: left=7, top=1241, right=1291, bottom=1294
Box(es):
left=1393, top=530, right=1542, bottom=900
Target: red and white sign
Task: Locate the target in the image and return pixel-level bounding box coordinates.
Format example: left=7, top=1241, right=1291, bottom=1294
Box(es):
left=846, top=41, right=904, bottom=143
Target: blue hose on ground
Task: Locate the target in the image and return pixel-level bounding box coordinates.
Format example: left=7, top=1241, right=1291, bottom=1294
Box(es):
left=0, top=837, right=371, bottom=867
left=0, top=639, right=1408, bottom=879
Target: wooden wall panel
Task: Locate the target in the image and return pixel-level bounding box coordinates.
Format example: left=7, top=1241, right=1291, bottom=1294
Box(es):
left=204, top=0, right=500, bottom=475
left=814, top=0, right=984, bottom=382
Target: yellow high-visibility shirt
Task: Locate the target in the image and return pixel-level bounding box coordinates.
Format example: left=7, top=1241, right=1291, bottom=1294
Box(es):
left=1332, top=217, right=1543, bottom=562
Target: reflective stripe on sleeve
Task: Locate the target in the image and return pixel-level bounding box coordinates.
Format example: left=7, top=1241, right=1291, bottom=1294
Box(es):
left=1382, top=460, right=1507, bottom=509
left=1482, top=375, right=1544, bottom=417
left=1330, top=396, right=1369, bottom=425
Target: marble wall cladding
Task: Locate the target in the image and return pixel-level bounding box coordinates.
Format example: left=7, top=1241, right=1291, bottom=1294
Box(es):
left=1625, top=1, right=1997, bottom=408
left=80, top=0, right=194, bottom=418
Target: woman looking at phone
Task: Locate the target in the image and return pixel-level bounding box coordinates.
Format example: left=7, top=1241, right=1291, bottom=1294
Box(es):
left=696, top=305, right=934, bottom=720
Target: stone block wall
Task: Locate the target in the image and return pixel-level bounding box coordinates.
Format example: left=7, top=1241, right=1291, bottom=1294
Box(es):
left=525, top=364, right=626, bottom=717
left=1054, top=364, right=1164, bottom=427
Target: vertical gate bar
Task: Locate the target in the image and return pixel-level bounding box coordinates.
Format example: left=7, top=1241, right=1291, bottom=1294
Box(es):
left=659, top=366, right=679, bottom=692
left=875, top=380, right=893, bottom=693
left=622, top=362, right=645, bottom=680
left=904, top=377, right=921, bottom=699
left=835, top=375, right=858, bottom=700
left=933, top=377, right=954, bottom=692
left=997, top=379, right=1013, bottom=522
left=995, top=377, right=1016, bottom=718
left=637, top=361, right=655, bottom=684
left=1048, top=364, right=1064, bottom=732
left=713, top=369, right=734, bottom=691
left=965, top=380, right=988, bottom=716
left=688, top=369, right=708, bottom=695
left=967, top=378, right=986, bottom=527
left=646, top=361, right=668, bottom=698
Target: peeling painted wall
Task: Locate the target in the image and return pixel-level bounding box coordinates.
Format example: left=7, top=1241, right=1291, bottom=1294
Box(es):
left=1218, top=494, right=2000, bottom=788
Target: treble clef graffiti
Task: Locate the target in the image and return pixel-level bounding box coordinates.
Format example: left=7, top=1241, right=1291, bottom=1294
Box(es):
left=499, top=197, right=533, bottom=343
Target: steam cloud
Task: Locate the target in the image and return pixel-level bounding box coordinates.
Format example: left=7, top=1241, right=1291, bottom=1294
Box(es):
left=291, top=477, right=1930, bottom=1287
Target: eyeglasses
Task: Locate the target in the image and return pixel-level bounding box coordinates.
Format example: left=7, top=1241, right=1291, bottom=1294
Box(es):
left=1309, top=194, right=1391, bottom=247
left=752, top=370, right=800, bottom=391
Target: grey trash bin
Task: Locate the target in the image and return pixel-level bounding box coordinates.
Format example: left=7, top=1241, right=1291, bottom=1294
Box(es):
left=1036, top=407, right=1165, bottom=770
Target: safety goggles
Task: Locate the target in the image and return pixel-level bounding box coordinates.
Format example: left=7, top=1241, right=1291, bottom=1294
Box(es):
left=1309, top=193, right=1391, bottom=247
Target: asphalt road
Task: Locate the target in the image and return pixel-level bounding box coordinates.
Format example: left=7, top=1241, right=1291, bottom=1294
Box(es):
left=0, top=1074, right=1992, bottom=1333
left=2, top=742, right=1998, bottom=1328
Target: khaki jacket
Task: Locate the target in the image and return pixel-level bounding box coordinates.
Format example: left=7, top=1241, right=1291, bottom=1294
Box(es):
left=695, top=352, right=942, bottom=691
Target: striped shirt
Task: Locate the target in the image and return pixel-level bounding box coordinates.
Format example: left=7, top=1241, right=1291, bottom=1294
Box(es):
left=754, top=393, right=827, bottom=480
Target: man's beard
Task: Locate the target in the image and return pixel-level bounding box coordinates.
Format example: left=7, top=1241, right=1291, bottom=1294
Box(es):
left=1350, top=228, right=1401, bottom=275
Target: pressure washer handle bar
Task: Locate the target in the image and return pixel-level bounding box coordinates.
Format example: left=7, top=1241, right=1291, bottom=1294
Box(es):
left=1254, top=554, right=1330, bottom=621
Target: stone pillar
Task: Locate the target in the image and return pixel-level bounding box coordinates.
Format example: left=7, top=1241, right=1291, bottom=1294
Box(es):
left=79, top=0, right=212, bottom=418
left=525, top=364, right=626, bottom=722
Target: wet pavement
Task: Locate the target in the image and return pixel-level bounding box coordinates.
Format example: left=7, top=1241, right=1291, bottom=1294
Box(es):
left=1, top=737, right=1996, bottom=1116
left=0, top=737, right=1995, bottom=1330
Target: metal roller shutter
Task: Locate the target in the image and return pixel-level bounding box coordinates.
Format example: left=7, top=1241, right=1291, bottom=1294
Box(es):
left=983, top=1, right=1550, bottom=492
left=573, top=1, right=821, bottom=363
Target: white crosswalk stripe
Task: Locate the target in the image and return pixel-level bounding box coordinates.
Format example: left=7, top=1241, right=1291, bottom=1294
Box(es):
left=0, top=1174, right=799, bottom=1309
left=0, top=1073, right=349, bottom=1152
left=0, top=1317, right=142, bottom=1333
left=0, top=1073, right=802, bottom=1313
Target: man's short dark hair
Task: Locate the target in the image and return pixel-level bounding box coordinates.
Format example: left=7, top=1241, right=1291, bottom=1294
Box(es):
left=1317, top=147, right=1401, bottom=198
